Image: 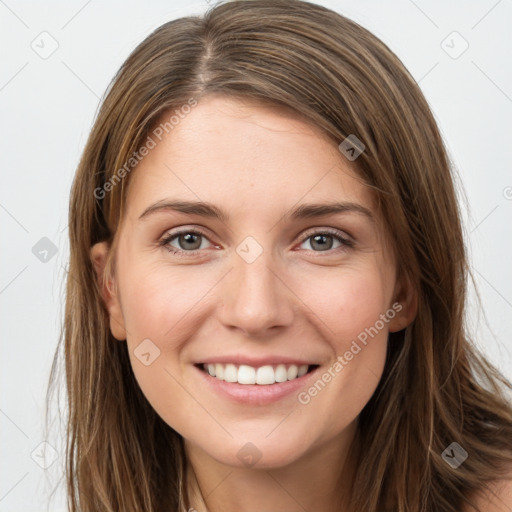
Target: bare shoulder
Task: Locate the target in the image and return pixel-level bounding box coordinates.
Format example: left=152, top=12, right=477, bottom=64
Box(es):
left=463, top=467, right=512, bottom=511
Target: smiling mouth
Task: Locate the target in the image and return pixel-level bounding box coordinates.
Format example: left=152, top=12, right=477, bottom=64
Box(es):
left=196, top=363, right=319, bottom=385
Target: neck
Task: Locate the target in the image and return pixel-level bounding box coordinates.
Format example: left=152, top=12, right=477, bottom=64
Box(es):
left=184, top=421, right=360, bottom=512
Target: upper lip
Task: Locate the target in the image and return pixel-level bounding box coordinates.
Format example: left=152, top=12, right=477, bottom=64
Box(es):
left=196, top=356, right=319, bottom=367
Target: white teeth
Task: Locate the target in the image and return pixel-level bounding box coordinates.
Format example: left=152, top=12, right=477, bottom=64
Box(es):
left=238, top=365, right=256, bottom=384
left=224, top=363, right=237, bottom=383
left=201, top=362, right=312, bottom=385
left=256, top=365, right=274, bottom=385
left=297, top=364, right=308, bottom=377
left=287, top=365, right=298, bottom=380
left=275, top=364, right=288, bottom=382
left=215, top=363, right=224, bottom=380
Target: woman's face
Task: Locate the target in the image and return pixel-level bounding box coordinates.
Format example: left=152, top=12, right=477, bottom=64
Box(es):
left=92, top=95, right=414, bottom=469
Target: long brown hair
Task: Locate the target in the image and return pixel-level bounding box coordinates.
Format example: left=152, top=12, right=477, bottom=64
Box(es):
left=45, top=0, right=512, bottom=510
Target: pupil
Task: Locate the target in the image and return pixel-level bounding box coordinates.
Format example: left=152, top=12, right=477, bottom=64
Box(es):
left=176, top=234, right=334, bottom=252
left=180, top=233, right=201, bottom=250
left=311, top=234, right=332, bottom=251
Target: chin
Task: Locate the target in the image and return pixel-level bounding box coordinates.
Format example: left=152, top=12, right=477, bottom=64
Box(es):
left=194, top=430, right=313, bottom=470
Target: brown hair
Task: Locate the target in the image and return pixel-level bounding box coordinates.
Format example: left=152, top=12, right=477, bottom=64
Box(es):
left=45, top=0, right=512, bottom=510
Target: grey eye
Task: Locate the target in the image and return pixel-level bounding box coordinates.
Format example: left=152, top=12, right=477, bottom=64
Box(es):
left=165, top=231, right=211, bottom=252
left=300, top=234, right=342, bottom=252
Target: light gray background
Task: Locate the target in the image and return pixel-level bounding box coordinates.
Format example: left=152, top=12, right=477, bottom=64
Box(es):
left=1, top=1, right=511, bottom=510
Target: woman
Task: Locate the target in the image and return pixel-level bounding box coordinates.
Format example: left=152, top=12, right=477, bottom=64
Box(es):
left=46, top=0, right=512, bottom=510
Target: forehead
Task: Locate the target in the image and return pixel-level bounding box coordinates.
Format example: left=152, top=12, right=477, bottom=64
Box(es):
left=123, top=95, right=374, bottom=222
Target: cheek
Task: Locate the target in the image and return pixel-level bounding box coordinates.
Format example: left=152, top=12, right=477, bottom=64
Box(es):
left=117, top=260, right=207, bottom=383
left=117, top=249, right=394, bottom=447
left=120, top=261, right=214, bottom=344
left=291, top=265, right=391, bottom=429
left=117, top=262, right=214, bottom=435
left=294, top=263, right=393, bottom=343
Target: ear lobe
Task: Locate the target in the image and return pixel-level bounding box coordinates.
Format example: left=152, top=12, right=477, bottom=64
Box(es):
left=90, top=241, right=127, bottom=341
left=388, top=272, right=418, bottom=333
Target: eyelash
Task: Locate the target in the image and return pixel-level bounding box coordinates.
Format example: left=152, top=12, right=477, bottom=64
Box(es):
left=159, top=227, right=354, bottom=256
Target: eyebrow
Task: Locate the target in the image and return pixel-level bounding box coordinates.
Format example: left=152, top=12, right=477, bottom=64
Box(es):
left=138, top=199, right=374, bottom=223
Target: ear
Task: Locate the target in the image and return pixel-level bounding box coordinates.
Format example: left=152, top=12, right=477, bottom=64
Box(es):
left=90, top=241, right=127, bottom=341
left=388, top=270, right=418, bottom=333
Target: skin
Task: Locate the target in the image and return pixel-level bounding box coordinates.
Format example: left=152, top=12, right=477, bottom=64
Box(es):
left=91, top=94, right=418, bottom=511
left=464, top=475, right=512, bottom=511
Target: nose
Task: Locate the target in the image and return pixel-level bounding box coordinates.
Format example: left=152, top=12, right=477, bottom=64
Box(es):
left=217, top=246, right=295, bottom=337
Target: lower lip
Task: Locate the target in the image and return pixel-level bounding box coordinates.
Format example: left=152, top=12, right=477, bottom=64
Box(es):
left=194, top=364, right=320, bottom=405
